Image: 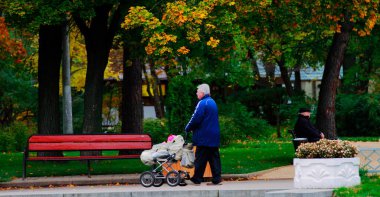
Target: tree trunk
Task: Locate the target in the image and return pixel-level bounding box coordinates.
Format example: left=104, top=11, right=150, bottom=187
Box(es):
left=316, top=18, right=353, bottom=139
left=62, top=19, right=73, bottom=134
left=74, top=4, right=125, bottom=134
left=74, top=4, right=128, bottom=156
left=262, top=62, right=276, bottom=87
left=38, top=24, right=63, bottom=156
left=294, top=64, right=302, bottom=94
left=148, top=60, right=165, bottom=118
left=38, top=24, right=62, bottom=135
left=121, top=46, right=143, bottom=134
left=247, top=49, right=260, bottom=86
left=277, top=56, right=293, bottom=97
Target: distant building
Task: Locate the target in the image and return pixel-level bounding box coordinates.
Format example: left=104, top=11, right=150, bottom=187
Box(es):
left=257, top=61, right=343, bottom=99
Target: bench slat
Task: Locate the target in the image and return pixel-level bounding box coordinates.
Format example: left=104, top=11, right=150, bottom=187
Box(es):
left=28, top=155, right=141, bottom=160
left=29, top=135, right=151, bottom=143
left=23, top=134, right=152, bottom=179
left=28, top=142, right=152, bottom=151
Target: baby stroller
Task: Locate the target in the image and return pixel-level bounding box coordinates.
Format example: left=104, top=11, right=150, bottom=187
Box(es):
left=139, top=134, right=194, bottom=187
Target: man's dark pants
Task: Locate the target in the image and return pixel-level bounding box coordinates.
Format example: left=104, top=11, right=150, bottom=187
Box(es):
left=191, top=146, right=222, bottom=184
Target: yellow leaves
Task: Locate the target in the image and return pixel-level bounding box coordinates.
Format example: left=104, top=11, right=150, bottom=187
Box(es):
left=164, top=1, right=188, bottom=26
left=144, top=33, right=177, bottom=55
left=358, top=30, right=368, bottom=37
left=121, top=1, right=223, bottom=57
left=356, top=12, right=377, bottom=37
left=122, top=6, right=161, bottom=30
left=206, top=24, right=216, bottom=30
left=158, top=47, right=173, bottom=55
left=71, top=68, right=86, bottom=92
left=359, top=10, right=367, bottom=19
left=260, top=0, right=270, bottom=7
left=207, top=37, right=220, bottom=48
left=177, top=46, right=190, bottom=55
left=329, top=24, right=341, bottom=33
left=190, top=10, right=208, bottom=24
left=145, top=44, right=157, bottom=55
left=150, top=33, right=177, bottom=46
left=186, top=28, right=201, bottom=43
left=365, top=12, right=377, bottom=30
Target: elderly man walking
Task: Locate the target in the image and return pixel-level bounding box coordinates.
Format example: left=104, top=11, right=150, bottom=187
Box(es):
left=185, top=83, right=222, bottom=186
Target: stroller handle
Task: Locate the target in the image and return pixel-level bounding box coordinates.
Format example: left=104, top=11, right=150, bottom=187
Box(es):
left=184, top=131, right=191, bottom=145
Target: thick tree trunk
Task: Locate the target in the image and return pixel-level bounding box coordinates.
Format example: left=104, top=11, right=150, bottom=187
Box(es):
left=74, top=4, right=128, bottom=156
left=38, top=24, right=63, bottom=156
left=74, top=4, right=125, bottom=134
left=38, top=25, right=63, bottom=135
left=316, top=19, right=353, bottom=139
left=121, top=46, right=143, bottom=133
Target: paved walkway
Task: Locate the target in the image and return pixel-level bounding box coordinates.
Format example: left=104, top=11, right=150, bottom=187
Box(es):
left=0, top=141, right=378, bottom=197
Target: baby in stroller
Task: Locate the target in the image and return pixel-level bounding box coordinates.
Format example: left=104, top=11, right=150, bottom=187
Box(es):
left=139, top=134, right=194, bottom=187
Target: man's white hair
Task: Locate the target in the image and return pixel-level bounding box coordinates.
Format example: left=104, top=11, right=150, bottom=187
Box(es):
left=197, top=84, right=210, bottom=95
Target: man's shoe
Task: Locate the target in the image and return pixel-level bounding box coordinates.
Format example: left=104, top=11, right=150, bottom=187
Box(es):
left=206, top=182, right=222, bottom=186
left=184, top=179, right=201, bottom=186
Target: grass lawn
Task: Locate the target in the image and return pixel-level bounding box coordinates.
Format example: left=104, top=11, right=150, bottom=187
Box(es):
left=220, top=140, right=294, bottom=174
left=0, top=139, right=295, bottom=182
left=334, top=174, right=380, bottom=197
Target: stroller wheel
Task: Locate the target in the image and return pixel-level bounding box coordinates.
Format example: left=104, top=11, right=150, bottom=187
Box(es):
left=153, top=172, right=165, bottom=187
left=166, top=171, right=180, bottom=187
left=140, top=171, right=155, bottom=187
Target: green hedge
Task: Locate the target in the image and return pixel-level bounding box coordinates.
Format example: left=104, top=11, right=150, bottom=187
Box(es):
left=0, top=122, right=33, bottom=152
left=336, top=93, right=380, bottom=136
left=219, top=102, right=274, bottom=145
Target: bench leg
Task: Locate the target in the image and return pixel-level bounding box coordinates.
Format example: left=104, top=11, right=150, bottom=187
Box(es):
left=23, top=158, right=27, bottom=180
left=87, top=160, right=91, bottom=178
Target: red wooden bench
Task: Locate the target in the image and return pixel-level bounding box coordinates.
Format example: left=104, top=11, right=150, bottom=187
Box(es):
left=23, top=134, right=152, bottom=179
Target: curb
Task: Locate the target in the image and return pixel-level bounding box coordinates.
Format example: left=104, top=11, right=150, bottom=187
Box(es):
left=0, top=166, right=292, bottom=188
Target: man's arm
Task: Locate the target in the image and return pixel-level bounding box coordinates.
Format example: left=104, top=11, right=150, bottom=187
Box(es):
left=185, top=100, right=205, bottom=132
left=304, top=121, right=322, bottom=139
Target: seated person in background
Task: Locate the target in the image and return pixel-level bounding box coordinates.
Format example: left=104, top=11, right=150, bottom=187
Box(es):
left=294, top=108, right=325, bottom=142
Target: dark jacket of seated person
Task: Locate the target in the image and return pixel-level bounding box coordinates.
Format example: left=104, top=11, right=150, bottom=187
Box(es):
left=294, top=108, right=324, bottom=142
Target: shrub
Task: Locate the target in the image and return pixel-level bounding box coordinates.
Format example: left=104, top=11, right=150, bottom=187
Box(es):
left=165, top=76, right=196, bottom=134
left=143, top=118, right=170, bottom=144
left=219, top=116, right=239, bottom=146
left=336, top=93, right=380, bottom=136
left=0, top=122, right=34, bottom=152
left=295, top=139, right=358, bottom=158
left=219, top=102, right=274, bottom=144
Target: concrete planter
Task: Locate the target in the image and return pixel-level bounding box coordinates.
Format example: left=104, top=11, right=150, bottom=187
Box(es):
left=294, top=157, right=361, bottom=189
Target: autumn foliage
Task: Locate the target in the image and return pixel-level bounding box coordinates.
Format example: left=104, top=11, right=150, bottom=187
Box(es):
left=0, top=17, right=26, bottom=62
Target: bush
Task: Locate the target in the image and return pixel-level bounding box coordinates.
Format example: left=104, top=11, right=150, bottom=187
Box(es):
left=219, top=102, right=274, bottom=145
left=219, top=116, right=239, bottom=146
left=165, top=76, right=196, bottom=134
left=143, top=118, right=170, bottom=144
left=336, top=93, right=380, bottom=136
left=0, top=122, right=34, bottom=152
left=295, top=139, right=358, bottom=158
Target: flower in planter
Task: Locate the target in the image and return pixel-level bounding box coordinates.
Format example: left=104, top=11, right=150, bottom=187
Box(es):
left=295, top=139, right=358, bottom=158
